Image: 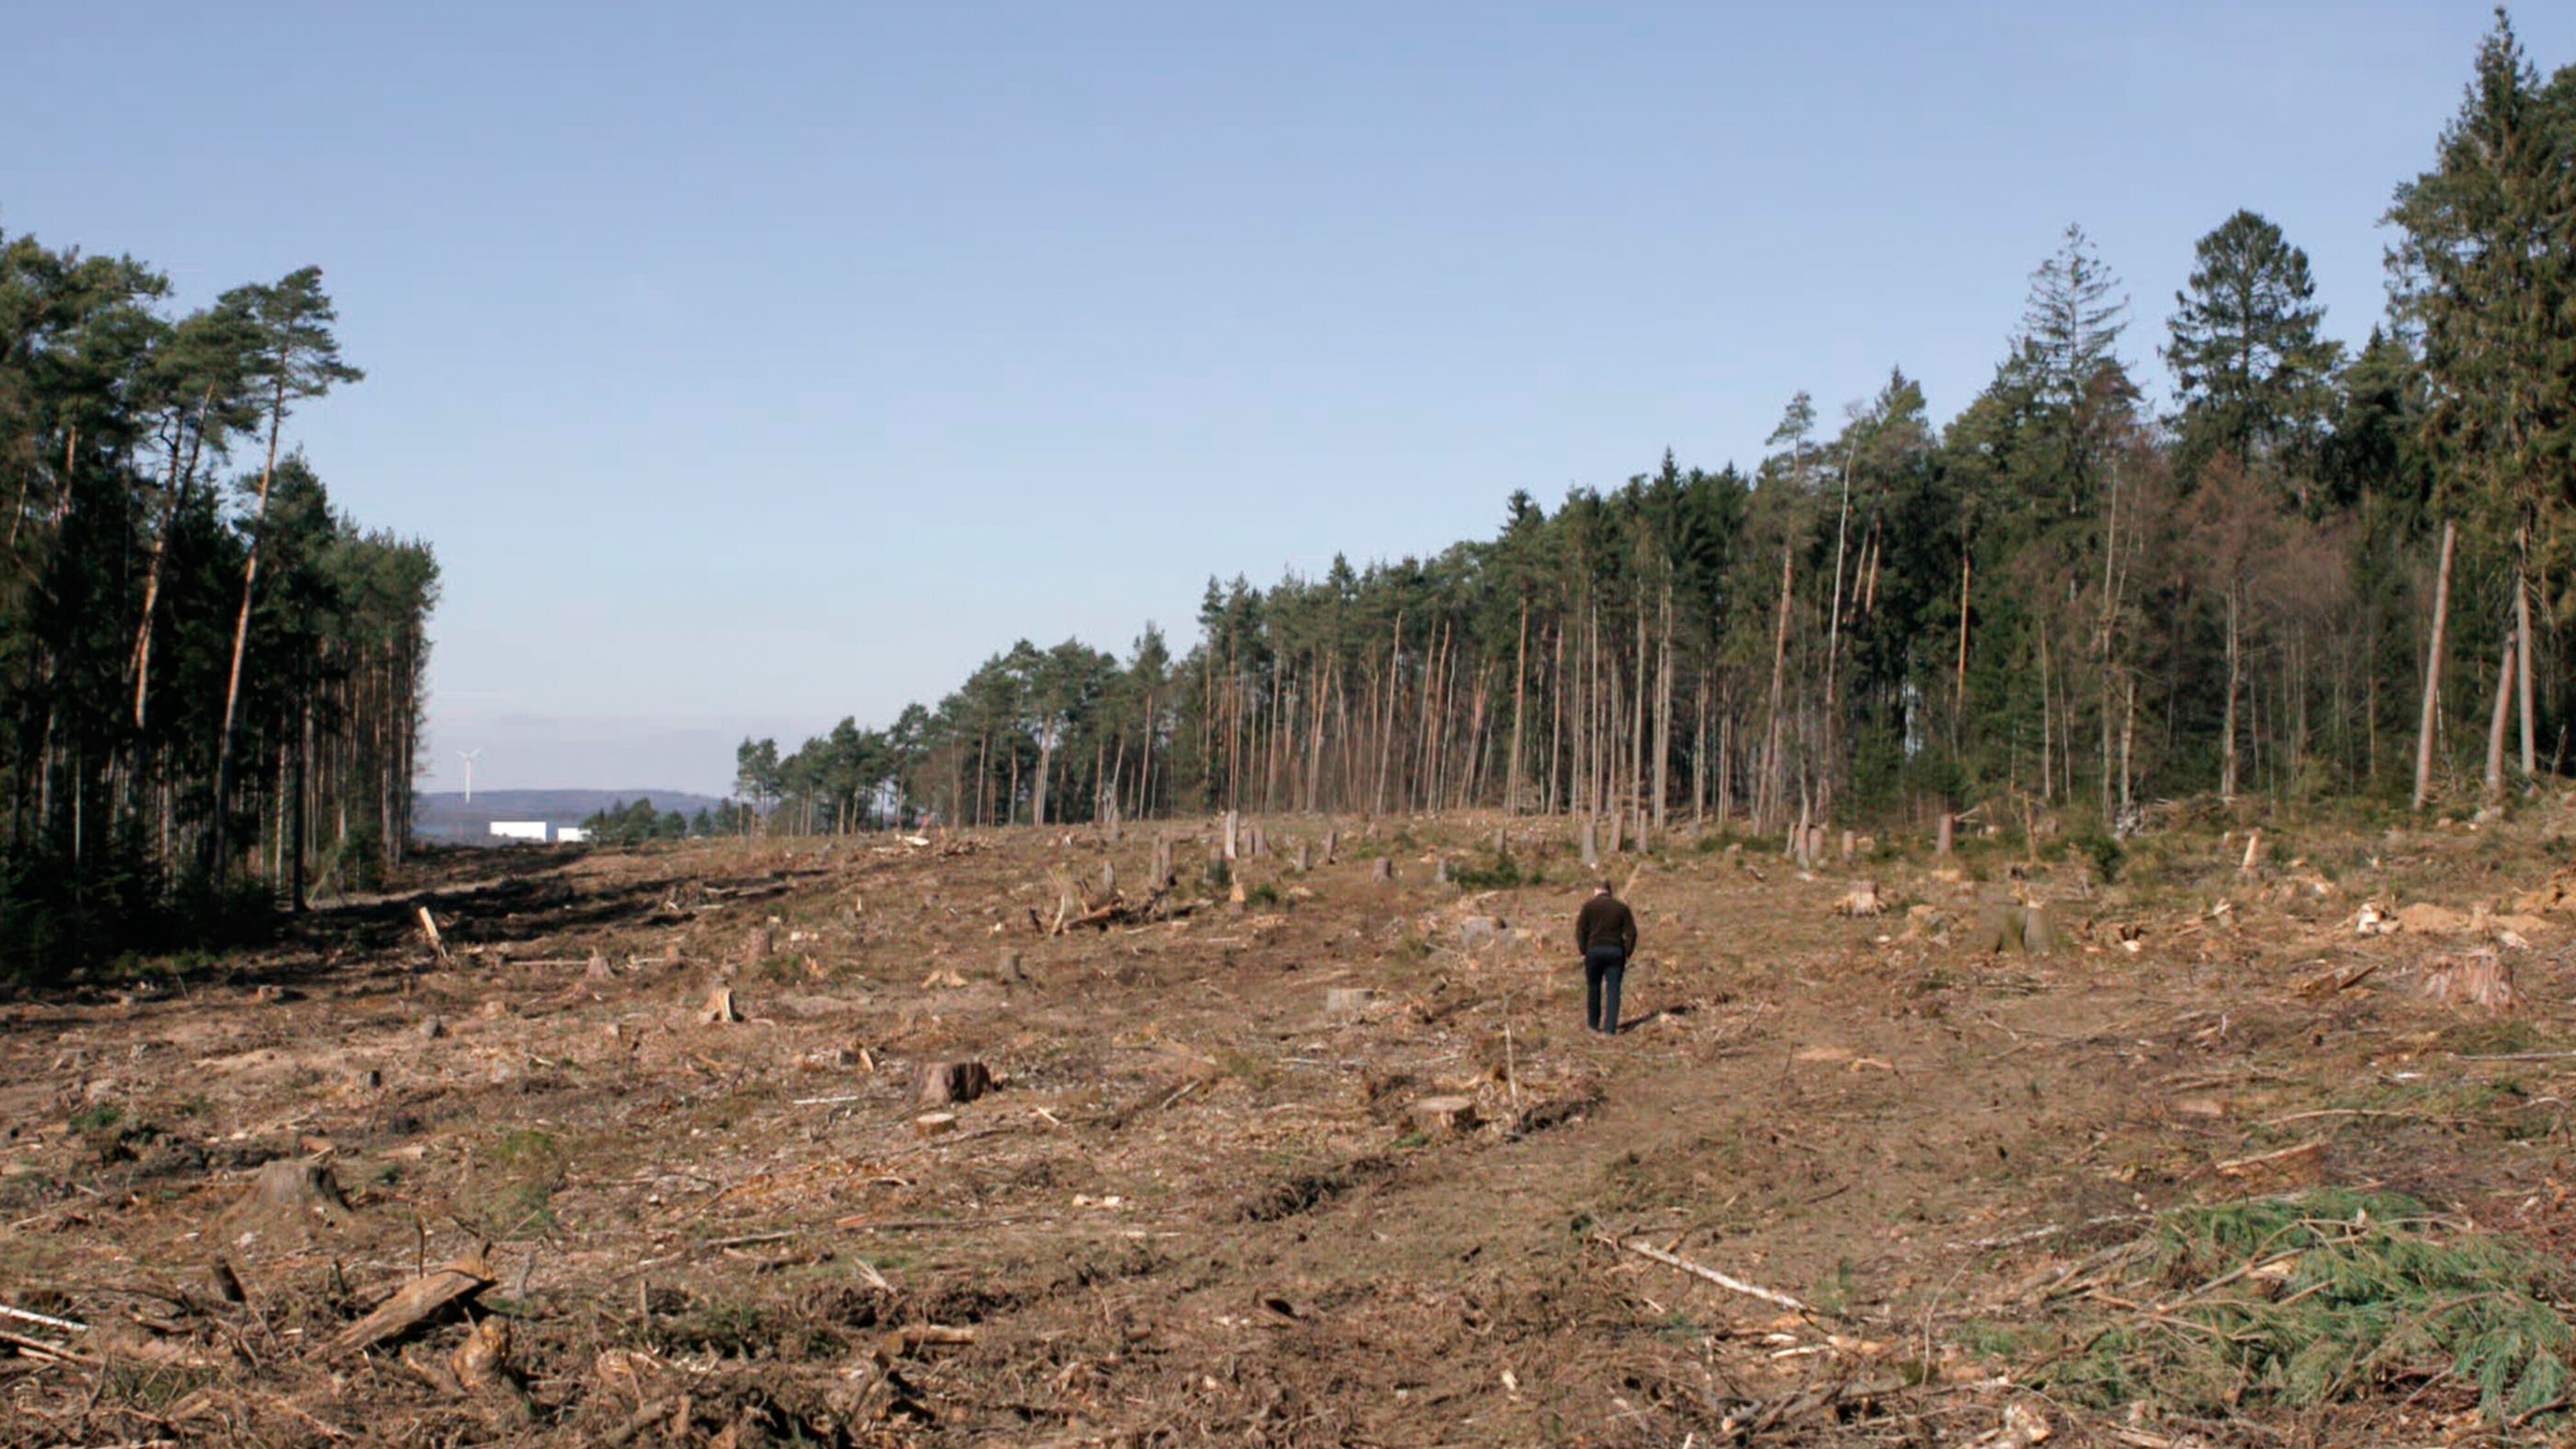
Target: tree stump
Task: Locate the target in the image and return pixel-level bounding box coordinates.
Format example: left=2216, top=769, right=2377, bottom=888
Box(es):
left=585, top=949, right=614, bottom=980
left=1324, top=987, right=1375, bottom=1016
left=1434, top=857, right=1451, bottom=884
left=450, top=1314, right=512, bottom=1392
left=746, top=924, right=775, bottom=962
left=996, top=950, right=1027, bottom=985
left=2022, top=905, right=2059, bottom=955
left=698, top=987, right=741, bottom=1025
left=2423, top=950, right=2517, bottom=1010
left=1409, top=1097, right=1480, bottom=1136
left=1936, top=813, right=1955, bottom=855
left=1151, top=836, right=1173, bottom=887
left=1294, top=841, right=1312, bottom=872
left=1458, top=916, right=1508, bottom=952
left=1606, top=813, right=1625, bottom=857
left=914, top=1060, right=993, bottom=1106
left=1322, top=829, right=1338, bottom=864
left=1100, top=860, right=1117, bottom=898
left=913, top=1112, right=959, bottom=1139
left=1840, top=830, right=1855, bottom=864
left=1370, top=857, right=1394, bottom=884
left=1224, top=811, right=1240, bottom=862
left=1580, top=820, right=1600, bottom=868
left=227, top=1157, right=353, bottom=1233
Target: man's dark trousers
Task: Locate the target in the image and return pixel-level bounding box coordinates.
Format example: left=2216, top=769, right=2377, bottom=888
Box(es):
left=1584, top=943, right=1626, bottom=1034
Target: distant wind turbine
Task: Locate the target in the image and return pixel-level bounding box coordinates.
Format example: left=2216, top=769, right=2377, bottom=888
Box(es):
left=457, top=749, right=482, bottom=804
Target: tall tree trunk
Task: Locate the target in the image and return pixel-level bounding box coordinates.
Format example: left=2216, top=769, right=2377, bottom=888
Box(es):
left=1628, top=594, right=1647, bottom=840
left=1652, top=579, right=1672, bottom=837
left=2515, top=549, right=2535, bottom=781
left=1508, top=601, right=1528, bottom=814
left=2414, top=520, right=2456, bottom=811
left=209, top=379, right=289, bottom=889
left=2220, top=588, right=2240, bottom=803
left=1821, top=446, right=1854, bottom=815
left=1763, top=542, right=1793, bottom=830
left=2486, top=628, right=2516, bottom=805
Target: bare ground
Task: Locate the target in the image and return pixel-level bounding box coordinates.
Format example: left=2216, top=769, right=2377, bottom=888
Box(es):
left=6, top=807, right=2576, bottom=1447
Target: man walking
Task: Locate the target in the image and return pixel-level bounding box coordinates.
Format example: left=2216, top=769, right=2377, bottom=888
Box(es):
left=1574, top=878, right=1638, bottom=1034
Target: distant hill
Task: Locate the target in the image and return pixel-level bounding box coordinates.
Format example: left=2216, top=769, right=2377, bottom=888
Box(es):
left=413, top=789, right=731, bottom=843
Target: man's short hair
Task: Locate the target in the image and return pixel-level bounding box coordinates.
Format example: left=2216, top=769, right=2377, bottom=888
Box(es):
left=1596, top=878, right=1615, bottom=895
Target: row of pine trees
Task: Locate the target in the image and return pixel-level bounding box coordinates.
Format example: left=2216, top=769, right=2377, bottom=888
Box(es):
left=0, top=225, right=437, bottom=975
left=742, top=17, right=2576, bottom=846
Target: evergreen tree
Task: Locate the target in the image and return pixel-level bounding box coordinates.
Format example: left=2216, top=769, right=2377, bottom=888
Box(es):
left=2164, top=209, right=2344, bottom=500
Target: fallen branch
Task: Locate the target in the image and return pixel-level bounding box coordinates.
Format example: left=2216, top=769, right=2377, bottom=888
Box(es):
left=0, top=1305, right=86, bottom=1334
left=319, top=1249, right=493, bottom=1360
left=0, top=1326, right=97, bottom=1365
left=1617, top=1236, right=1823, bottom=1316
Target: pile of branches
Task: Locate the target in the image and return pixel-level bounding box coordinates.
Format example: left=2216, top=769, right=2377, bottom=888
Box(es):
left=1027, top=867, right=1191, bottom=936
left=2019, top=1189, right=2575, bottom=1430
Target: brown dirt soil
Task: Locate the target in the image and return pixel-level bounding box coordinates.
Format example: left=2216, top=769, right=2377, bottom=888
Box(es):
left=7, top=808, right=2576, bottom=1446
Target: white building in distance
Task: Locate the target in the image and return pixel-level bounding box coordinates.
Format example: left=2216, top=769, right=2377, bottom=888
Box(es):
left=489, top=820, right=550, bottom=842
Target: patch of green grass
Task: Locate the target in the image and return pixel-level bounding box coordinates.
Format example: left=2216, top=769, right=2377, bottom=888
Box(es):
left=2032, top=1189, right=2576, bottom=1426
left=1211, top=1046, right=1274, bottom=1092
left=1245, top=881, right=1282, bottom=909
left=67, top=1102, right=122, bottom=1135
left=468, top=1127, right=567, bottom=1237
left=2442, top=1017, right=2548, bottom=1058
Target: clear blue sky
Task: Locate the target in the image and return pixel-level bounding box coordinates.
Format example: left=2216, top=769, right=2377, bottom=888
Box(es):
left=7, top=3, right=2564, bottom=798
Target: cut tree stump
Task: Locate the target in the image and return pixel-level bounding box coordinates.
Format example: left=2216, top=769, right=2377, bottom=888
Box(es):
left=1370, top=858, right=1393, bottom=884
left=697, top=987, right=741, bottom=1025
left=1294, top=841, right=1311, bottom=872
left=1836, top=881, right=1884, bottom=917
left=996, top=950, right=1027, bottom=985
left=2022, top=905, right=2059, bottom=955
left=320, top=1247, right=493, bottom=1359
left=1322, top=829, right=1338, bottom=864
left=1409, top=1096, right=1479, bottom=1135
left=2422, top=949, right=2517, bottom=1010
left=417, top=907, right=451, bottom=968
left=585, top=950, right=614, bottom=980
left=1936, top=813, right=1955, bottom=855
left=1458, top=916, right=1508, bottom=952
left=746, top=924, right=775, bottom=961
left=912, top=1112, right=959, bottom=1139
left=914, top=1060, right=993, bottom=1106
left=1324, top=987, right=1376, bottom=1016
left=449, top=1314, right=511, bottom=1392
left=227, top=1157, right=354, bottom=1234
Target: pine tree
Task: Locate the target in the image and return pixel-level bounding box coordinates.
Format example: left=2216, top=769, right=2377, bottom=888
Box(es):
left=2165, top=209, right=2344, bottom=502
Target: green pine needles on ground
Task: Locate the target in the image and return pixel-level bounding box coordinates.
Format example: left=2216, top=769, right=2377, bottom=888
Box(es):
left=2034, top=1189, right=2575, bottom=1426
